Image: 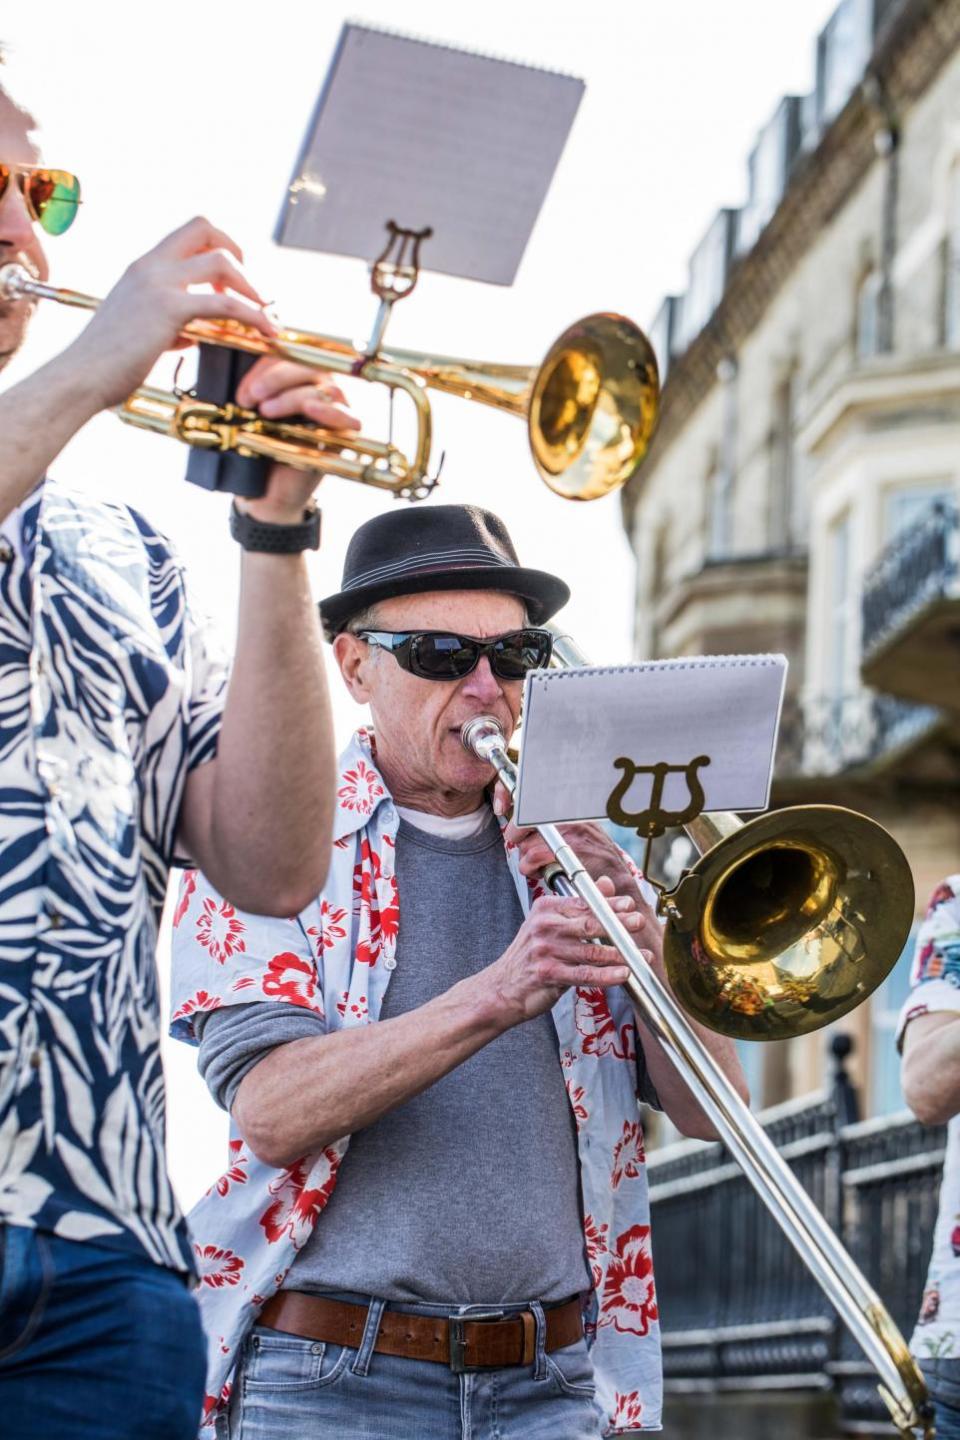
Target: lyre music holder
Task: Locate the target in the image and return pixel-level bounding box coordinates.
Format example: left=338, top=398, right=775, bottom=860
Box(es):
left=514, top=654, right=788, bottom=883
left=605, top=753, right=713, bottom=899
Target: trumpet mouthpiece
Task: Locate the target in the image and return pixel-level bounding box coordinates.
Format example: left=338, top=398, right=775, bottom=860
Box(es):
left=460, top=714, right=505, bottom=761
left=0, top=263, right=30, bottom=301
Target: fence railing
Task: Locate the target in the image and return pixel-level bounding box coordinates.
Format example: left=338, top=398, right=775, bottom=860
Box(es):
left=861, top=500, right=960, bottom=661
left=647, top=1047, right=946, bottom=1432
left=776, top=691, right=941, bottom=777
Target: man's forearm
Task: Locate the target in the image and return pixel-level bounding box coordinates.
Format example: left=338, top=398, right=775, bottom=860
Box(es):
left=0, top=344, right=103, bottom=519
left=206, top=549, right=337, bottom=914
left=233, top=971, right=505, bottom=1168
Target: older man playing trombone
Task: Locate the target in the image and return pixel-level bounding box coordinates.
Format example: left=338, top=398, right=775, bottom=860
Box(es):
left=171, top=503, right=748, bottom=1438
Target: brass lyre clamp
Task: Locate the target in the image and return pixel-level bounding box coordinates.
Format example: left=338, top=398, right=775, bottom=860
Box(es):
left=356, top=220, right=434, bottom=369
left=605, top=754, right=711, bottom=914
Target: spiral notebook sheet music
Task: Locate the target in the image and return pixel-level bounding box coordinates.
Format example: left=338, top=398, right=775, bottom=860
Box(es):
left=514, top=655, right=788, bottom=829
left=275, top=24, right=585, bottom=284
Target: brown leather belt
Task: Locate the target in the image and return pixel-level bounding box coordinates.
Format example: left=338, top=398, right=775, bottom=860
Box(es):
left=258, top=1292, right=583, bottom=1373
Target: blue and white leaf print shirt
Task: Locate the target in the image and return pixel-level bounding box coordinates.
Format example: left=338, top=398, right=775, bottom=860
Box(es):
left=0, top=478, right=229, bottom=1271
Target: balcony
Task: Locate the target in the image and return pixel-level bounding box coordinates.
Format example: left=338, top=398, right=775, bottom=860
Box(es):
left=861, top=501, right=960, bottom=714
left=653, top=549, right=808, bottom=662
left=775, top=689, right=943, bottom=784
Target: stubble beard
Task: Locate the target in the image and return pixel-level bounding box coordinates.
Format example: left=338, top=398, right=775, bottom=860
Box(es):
left=0, top=304, right=29, bottom=374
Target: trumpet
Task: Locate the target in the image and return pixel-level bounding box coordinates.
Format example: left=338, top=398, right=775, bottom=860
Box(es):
left=461, top=665, right=931, bottom=1434
left=0, top=263, right=659, bottom=503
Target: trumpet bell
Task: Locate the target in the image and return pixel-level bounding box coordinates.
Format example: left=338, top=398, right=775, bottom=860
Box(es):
left=662, top=804, right=915, bottom=1042
left=528, top=314, right=660, bottom=501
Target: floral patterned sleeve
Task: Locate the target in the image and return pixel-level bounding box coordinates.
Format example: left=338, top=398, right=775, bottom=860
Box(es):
left=895, top=875, right=960, bottom=1051
left=169, top=868, right=323, bottom=1046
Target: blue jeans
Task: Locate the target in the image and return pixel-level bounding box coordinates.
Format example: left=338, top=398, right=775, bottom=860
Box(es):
left=0, top=1222, right=206, bottom=1439
left=922, top=1358, right=960, bottom=1438
left=218, top=1294, right=603, bottom=1439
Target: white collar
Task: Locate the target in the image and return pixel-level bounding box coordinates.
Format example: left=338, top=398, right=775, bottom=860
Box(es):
left=396, top=803, right=495, bottom=840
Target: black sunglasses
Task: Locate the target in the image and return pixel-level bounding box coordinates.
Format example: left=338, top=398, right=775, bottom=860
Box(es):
left=356, top=628, right=554, bottom=681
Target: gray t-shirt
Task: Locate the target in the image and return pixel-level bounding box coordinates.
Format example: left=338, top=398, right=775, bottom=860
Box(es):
left=198, top=816, right=652, bottom=1304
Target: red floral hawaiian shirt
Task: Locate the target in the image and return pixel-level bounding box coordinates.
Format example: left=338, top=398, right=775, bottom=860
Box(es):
left=170, top=730, right=663, bottom=1434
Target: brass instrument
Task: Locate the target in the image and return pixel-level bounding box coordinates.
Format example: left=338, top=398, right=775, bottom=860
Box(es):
left=0, top=264, right=659, bottom=503
left=461, top=660, right=931, bottom=1436
left=547, top=630, right=917, bottom=1042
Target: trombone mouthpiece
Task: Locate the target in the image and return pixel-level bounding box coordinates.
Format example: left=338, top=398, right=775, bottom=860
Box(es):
left=460, top=715, right=505, bottom=762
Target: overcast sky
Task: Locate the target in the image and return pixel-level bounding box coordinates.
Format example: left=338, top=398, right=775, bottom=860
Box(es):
left=4, top=0, right=838, bottom=1205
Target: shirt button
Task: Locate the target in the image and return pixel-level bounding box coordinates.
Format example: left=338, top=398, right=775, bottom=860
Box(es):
left=0, top=541, right=13, bottom=564
left=383, top=957, right=397, bottom=971
left=45, top=908, right=64, bottom=929
left=29, top=1049, right=42, bottom=1070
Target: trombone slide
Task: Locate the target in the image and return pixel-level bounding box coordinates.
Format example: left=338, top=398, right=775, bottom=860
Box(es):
left=460, top=714, right=932, bottom=1440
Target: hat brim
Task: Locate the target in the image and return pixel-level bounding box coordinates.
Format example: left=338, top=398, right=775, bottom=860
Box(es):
left=319, top=564, right=570, bottom=642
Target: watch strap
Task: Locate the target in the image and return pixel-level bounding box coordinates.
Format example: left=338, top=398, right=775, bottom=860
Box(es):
left=229, top=500, right=321, bottom=553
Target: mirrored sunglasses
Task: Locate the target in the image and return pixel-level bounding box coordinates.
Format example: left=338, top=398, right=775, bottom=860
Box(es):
left=0, top=164, right=81, bottom=236
left=356, top=628, right=554, bottom=681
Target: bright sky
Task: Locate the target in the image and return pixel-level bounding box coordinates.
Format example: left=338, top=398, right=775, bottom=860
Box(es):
left=4, top=0, right=838, bottom=1206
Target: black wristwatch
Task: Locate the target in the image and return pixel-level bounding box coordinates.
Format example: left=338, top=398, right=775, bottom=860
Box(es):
left=229, top=500, right=321, bottom=553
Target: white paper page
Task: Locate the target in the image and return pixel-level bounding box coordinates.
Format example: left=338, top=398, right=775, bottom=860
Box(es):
left=275, top=25, right=585, bottom=285
left=515, top=655, right=788, bottom=828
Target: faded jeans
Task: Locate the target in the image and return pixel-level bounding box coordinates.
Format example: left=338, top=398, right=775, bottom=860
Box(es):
left=217, top=1293, right=604, bottom=1439
left=921, top=1358, right=960, bottom=1438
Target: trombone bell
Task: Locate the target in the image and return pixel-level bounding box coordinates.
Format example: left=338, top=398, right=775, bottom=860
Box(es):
left=662, top=804, right=916, bottom=1042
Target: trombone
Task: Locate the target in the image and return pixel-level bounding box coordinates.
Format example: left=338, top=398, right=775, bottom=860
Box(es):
left=461, top=644, right=932, bottom=1437
left=0, top=263, right=659, bottom=504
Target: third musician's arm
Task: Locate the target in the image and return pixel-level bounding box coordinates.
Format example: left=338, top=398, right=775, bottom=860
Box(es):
left=902, top=1011, right=960, bottom=1125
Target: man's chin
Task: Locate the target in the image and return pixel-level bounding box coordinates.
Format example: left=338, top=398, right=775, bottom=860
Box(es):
left=0, top=319, right=26, bottom=371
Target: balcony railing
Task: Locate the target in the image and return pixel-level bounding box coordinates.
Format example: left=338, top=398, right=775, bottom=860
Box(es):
left=648, top=1052, right=946, bottom=1431
left=861, top=501, right=960, bottom=662
left=776, top=690, right=941, bottom=777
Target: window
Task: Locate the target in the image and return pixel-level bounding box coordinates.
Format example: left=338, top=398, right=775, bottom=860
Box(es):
left=706, top=464, right=733, bottom=560
left=945, top=164, right=960, bottom=348
left=856, top=268, right=882, bottom=360
left=883, top=483, right=954, bottom=541
left=870, top=924, right=918, bottom=1116
left=769, top=370, right=798, bottom=548
left=828, top=513, right=853, bottom=698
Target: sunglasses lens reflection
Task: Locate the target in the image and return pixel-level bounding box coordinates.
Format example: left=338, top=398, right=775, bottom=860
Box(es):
left=31, top=170, right=80, bottom=236
left=411, top=630, right=551, bottom=680
left=415, top=635, right=476, bottom=678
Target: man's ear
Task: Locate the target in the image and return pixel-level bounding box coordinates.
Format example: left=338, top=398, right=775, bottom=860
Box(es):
left=333, top=632, right=373, bottom=703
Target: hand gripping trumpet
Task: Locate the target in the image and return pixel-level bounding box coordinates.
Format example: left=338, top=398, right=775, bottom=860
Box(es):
left=0, top=263, right=659, bottom=503
left=460, top=706, right=933, bottom=1439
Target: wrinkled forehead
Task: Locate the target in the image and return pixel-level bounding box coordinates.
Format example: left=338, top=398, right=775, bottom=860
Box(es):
left=373, top=588, right=527, bottom=634
left=0, top=91, right=40, bottom=165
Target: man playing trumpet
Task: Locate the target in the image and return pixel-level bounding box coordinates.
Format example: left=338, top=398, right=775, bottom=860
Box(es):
left=0, top=56, right=355, bottom=1439
left=171, top=503, right=748, bottom=1438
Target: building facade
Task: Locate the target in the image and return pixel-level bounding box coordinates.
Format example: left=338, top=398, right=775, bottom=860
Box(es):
left=623, top=0, right=960, bottom=1118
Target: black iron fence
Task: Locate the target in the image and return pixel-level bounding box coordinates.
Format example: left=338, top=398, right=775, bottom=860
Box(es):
left=776, top=691, right=941, bottom=777
left=647, top=1047, right=946, bottom=1432
left=861, top=500, right=960, bottom=661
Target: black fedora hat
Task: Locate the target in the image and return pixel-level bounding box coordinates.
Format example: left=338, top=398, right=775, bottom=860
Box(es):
left=319, top=505, right=570, bottom=641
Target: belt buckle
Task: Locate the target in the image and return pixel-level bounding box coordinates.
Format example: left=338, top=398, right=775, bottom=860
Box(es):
left=448, top=1309, right=507, bottom=1374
